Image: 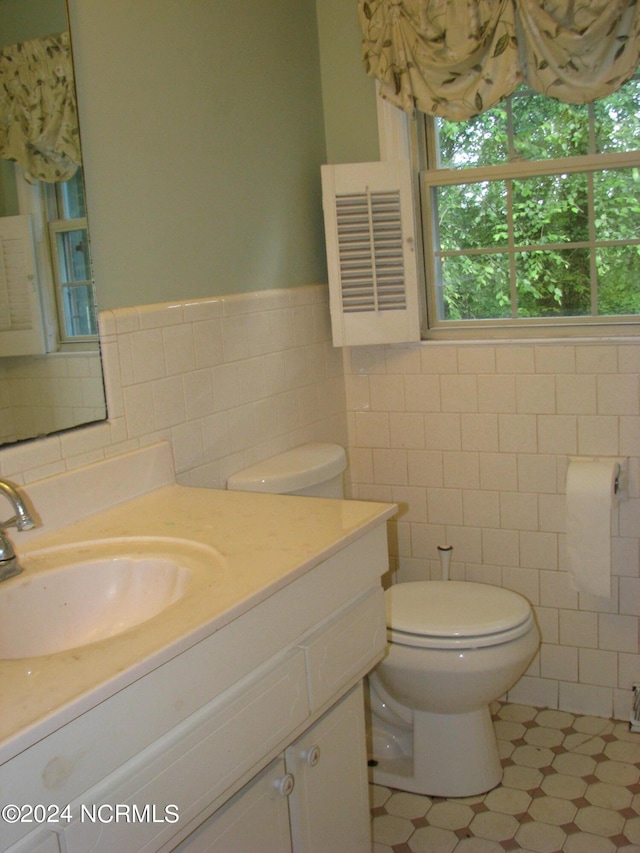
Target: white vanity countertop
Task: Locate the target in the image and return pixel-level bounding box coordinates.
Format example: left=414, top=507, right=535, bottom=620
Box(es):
left=0, top=483, right=395, bottom=764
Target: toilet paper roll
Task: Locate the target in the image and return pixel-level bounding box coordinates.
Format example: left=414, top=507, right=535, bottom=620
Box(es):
left=565, top=458, right=617, bottom=598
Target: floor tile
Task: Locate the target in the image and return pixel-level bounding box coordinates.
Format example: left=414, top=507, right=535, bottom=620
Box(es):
left=540, top=772, right=586, bottom=800
left=386, top=792, right=433, bottom=820
left=371, top=702, right=640, bottom=852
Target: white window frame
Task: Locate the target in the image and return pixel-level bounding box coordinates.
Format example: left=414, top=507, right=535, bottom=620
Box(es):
left=48, top=214, right=95, bottom=346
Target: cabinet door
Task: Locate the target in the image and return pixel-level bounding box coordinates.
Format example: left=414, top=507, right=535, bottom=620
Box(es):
left=285, top=684, right=371, bottom=853
left=172, top=758, right=292, bottom=853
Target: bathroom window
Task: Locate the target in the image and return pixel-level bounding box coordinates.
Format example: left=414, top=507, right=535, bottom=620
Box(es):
left=43, top=169, right=97, bottom=344
left=419, top=75, right=640, bottom=339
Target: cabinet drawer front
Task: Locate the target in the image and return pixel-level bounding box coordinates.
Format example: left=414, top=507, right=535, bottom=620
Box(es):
left=301, top=587, right=386, bottom=709
left=62, top=650, right=308, bottom=853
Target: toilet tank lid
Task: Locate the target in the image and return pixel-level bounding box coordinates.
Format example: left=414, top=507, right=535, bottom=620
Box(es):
left=226, top=443, right=346, bottom=494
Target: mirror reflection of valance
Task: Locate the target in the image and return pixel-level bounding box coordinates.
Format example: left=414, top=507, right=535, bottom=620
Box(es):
left=0, top=31, right=81, bottom=183
left=359, top=0, right=640, bottom=120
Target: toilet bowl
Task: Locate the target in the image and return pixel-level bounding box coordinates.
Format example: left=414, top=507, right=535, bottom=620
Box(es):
left=226, top=443, right=540, bottom=799
left=368, top=580, right=539, bottom=797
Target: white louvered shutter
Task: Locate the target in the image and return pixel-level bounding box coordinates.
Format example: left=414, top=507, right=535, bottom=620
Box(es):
left=0, top=215, right=45, bottom=356
left=321, top=160, right=421, bottom=347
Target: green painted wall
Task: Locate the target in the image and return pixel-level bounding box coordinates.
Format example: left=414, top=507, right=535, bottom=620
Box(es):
left=0, top=1, right=381, bottom=442
left=2, top=0, right=382, bottom=310
left=3, top=1, right=380, bottom=310
left=0, top=161, right=16, bottom=218
left=315, top=0, right=379, bottom=165
left=67, top=0, right=329, bottom=310
left=0, top=0, right=66, bottom=46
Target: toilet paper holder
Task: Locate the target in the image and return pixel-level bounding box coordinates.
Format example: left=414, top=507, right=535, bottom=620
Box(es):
left=568, top=456, right=628, bottom=501
left=607, top=458, right=626, bottom=501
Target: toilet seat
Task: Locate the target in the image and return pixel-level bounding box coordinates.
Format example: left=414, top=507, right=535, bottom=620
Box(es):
left=385, top=581, right=534, bottom=650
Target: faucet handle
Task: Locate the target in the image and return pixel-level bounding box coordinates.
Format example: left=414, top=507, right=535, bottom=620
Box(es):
left=1, top=513, right=35, bottom=532
left=0, top=533, right=16, bottom=561
left=0, top=532, right=22, bottom=582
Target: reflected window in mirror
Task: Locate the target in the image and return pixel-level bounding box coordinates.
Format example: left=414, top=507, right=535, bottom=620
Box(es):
left=45, top=168, right=97, bottom=344
left=13, top=162, right=97, bottom=353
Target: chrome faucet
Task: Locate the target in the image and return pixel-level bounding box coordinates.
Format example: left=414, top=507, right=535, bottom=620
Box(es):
left=0, top=480, right=36, bottom=582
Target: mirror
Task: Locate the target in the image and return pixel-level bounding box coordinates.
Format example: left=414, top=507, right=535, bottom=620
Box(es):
left=0, top=0, right=106, bottom=447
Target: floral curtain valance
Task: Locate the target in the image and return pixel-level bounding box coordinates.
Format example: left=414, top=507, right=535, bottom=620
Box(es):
left=0, top=31, right=81, bottom=183
left=359, top=0, right=640, bottom=120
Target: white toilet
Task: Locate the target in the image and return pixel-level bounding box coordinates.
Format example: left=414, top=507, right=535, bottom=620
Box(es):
left=227, top=443, right=540, bottom=798
left=368, top=580, right=539, bottom=797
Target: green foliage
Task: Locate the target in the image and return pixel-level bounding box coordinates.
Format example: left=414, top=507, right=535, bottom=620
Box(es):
left=434, top=79, right=640, bottom=322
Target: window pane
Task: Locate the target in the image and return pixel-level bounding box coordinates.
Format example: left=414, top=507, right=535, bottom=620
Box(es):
left=516, top=249, right=591, bottom=317
left=512, top=94, right=589, bottom=160
left=62, top=284, right=97, bottom=337
left=55, top=229, right=91, bottom=283
left=439, top=254, right=511, bottom=320
left=436, top=182, right=507, bottom=250
left=57, top=170, right=87, bottom=219
left=594, top=170, right=640, bottom=241
left=597, top=246, right=640, bottom=315
left=436, top=108, right=508, bottom=169
left=425, top=75, right=640, bottom=331
left=595, top=78, right=640, bottom=154
left=513, top=173, right=589, bottom=245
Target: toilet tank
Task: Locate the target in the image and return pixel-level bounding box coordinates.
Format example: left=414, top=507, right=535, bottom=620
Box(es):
left=226, top=443, right=346, bottom=498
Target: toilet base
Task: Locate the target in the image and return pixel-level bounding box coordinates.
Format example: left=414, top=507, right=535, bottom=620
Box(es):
left=370, top=705, right=503, bottom=797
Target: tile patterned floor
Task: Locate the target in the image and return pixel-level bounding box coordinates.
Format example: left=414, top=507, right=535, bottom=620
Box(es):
left=371, top=702, right=640, bottom=853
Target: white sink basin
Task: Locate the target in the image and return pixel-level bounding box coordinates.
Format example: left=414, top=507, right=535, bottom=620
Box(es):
left=0, top=538, right=221, bottom=659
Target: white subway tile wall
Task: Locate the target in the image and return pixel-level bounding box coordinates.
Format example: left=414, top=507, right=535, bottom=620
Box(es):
left=344, top=341, right=640, bottom=720
left=0, top=353, right=104, bottom=444
left=0, top=285, right=347, bottom=490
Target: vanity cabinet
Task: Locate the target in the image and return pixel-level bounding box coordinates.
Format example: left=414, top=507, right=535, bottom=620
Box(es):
left=174, top=685, right=369, bottom=853
left=2, top=523, right=389, bottom=853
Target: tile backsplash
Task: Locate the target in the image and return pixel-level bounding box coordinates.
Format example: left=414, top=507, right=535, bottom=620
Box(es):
left=0, top=285, right=347, bottom=488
